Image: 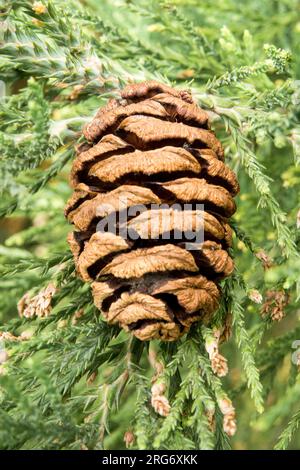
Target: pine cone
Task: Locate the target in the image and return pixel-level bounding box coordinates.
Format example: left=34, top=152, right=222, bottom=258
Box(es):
left=65, top=81, right=239, bottom=341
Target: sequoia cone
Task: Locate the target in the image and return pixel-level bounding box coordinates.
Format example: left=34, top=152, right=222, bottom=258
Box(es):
left=65, top=81, right=239, bottom=341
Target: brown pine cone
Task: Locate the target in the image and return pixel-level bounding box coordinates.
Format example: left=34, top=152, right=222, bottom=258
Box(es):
left=65, top=80, right=239, bottom=341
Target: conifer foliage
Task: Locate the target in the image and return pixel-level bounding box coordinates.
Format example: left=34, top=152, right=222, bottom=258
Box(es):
left=0, top=0, right=299, bottom=450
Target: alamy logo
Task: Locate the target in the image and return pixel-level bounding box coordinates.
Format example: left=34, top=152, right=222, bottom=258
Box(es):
left=95, top=200, right=205, bottom=251
left=0, top=339, right=8, bottom=365
left=291, top=340, right=300, bottom=365
left=292, top=80, right=300, bottom=106
left=0, top=81, right=6, bottom=101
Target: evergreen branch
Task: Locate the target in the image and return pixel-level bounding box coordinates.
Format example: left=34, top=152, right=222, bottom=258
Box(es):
left=224, top=276, right=264, bottom=413
left=0, top=144, right=73, bottom=217
left=228, top=122, right=297, bottom=258
left=207, top=45, right=291, bottom=90
left=188, top=372, right=216, bottom=450
left=274, top=409, right=300, bottom=450
left=133, top=375, right=153, bottom=450
left=255, top=382, right=300, bottom=433
left=230, top=220, right=256, bottom=253
left=153, top=376, right=189, bottom=449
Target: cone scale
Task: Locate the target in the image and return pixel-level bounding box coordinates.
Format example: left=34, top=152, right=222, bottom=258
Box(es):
left=65, top=81, right=239, bottom=341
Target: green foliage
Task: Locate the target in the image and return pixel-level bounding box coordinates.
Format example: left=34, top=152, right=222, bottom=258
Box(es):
left=0, top=0, right=299, bottom=450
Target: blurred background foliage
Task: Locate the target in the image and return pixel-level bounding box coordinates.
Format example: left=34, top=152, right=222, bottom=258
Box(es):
left=0, top=0, right=299, bottom=450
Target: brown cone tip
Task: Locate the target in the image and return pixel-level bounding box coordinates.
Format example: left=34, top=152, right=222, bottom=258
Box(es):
left=65, top=80, right=239, bottom=341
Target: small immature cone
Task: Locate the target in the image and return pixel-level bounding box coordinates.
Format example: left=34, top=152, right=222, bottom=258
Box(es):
left=32, top=2, right=47, bottom=15
left=211, top=352, right=228, bottom=377
left=261, top=289, right=289, bottom=322
left=205, top=330, right=228, bottom=377
left=65, top=81, right=239, bottom=341
left=18, top=283, right=57, bottom=319
left=87, top=371, right=98, bottom=385
left=72, top=308, right=85, bottom=325
left=248, top=289, right=263, bottom=304
left=296, top=209, right=300, bottom=229
left=219, top=397, right=237, bottom=437
left=255, top=250, right=273, bottom=270
left=0, top=349, right=8, bottom=365
left=0, top=330, right=32, bottom=342
left=151, top=382, right=171, bottom=417
left=124, top=431, right=135, bottom=448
